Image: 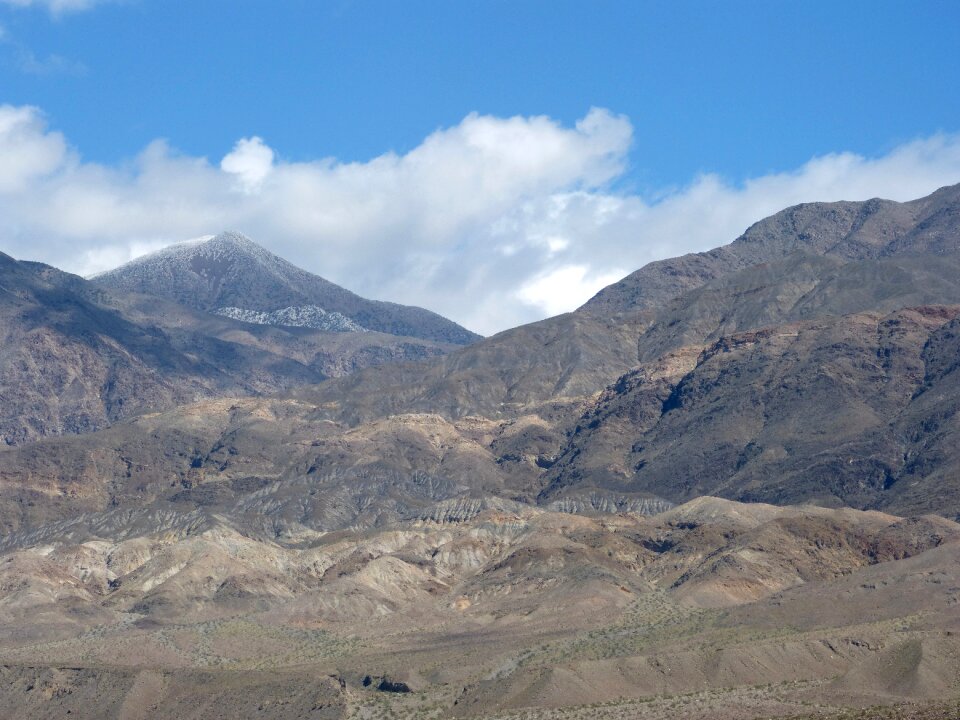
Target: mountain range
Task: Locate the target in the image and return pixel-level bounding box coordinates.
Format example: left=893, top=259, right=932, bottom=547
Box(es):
left=2, top=185, right=960, bottom=718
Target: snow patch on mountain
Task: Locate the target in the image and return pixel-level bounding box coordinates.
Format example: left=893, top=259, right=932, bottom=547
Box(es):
left=214, top=305, right=367, bottom=332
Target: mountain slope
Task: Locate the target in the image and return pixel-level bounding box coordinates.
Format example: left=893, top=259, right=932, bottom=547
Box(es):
left=541, top=305, right=960, bottom=517
left=92, top=231, right=481, bottom=345
left=294, top=308, right=652, bottom=424
left=6, top=304, right=958, bottom=543
left=8, top=186, right=960, bottom=518
left=633, top=250, right=960, bottom=362
left=0, top=252, right=455, bottom=445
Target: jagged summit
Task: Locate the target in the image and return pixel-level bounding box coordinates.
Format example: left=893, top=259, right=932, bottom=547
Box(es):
left=93, top=231, right=480, bottom=344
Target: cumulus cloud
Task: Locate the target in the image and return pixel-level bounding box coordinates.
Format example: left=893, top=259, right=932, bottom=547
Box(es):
left=517, top=264, right=627, bottom=318
left=0, top=103, right=959, bottom=335
left=221, top=136, right=274, bottom=193
left=0, top=105, right=69, bottom=192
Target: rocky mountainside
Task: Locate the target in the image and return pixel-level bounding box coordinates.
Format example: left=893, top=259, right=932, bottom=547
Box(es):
left=2, top=305, right=957, bottom=545
left=293, top=308, right=654, bottom=423
left=92, top=231, right=481, bottom=344
left=292, top=248, right=960, bottom=428
left=541, top=305, right=960, bottom=517
left=0, top=251, right=457, bottom=445
left=582, top=182, right=960, bottom=317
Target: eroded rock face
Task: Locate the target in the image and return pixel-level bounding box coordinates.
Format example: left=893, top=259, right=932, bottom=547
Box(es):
left=2, top=497, right=956, bottom=630
left=4, top=306, right=960, bottom=546
left=540, top=306, right=960, bottom=517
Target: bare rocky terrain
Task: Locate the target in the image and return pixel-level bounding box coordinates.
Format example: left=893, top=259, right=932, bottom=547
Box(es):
left=0, top=498, right=958, bottom=718
left=540, top=304, right=960, bottom=517
left=2, top=185, right=960, bottom=717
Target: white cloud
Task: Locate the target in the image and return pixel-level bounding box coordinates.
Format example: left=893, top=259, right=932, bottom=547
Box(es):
left=0, top=103, right=959, bottom=335
left=221, top=136, right=274, bottom=193
left=517, top=264, right=626, bottom=318
left=0, top=105, right=68, bottom=192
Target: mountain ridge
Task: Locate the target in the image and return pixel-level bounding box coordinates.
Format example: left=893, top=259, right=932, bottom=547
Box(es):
left=581, top=183, right=960, bottom=317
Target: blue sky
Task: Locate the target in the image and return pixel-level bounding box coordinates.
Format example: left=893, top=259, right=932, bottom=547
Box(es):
left=4, top=1, right=959, bottom=187
left=1, top=1, right=959, bottom=333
